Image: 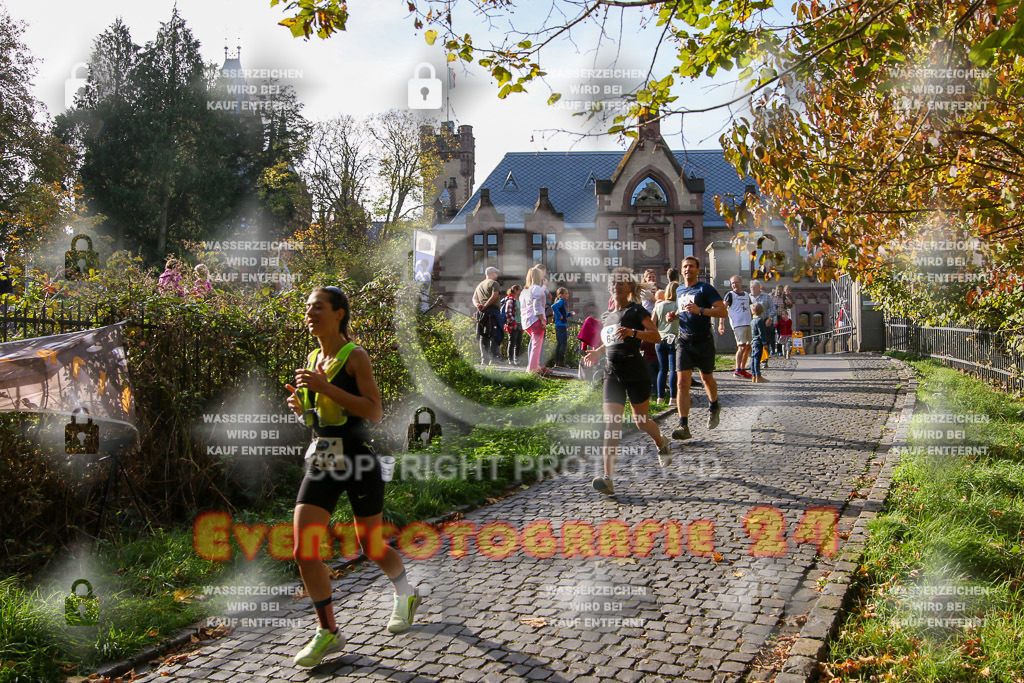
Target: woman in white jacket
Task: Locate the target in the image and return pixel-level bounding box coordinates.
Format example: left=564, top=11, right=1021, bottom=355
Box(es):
left=519, top=265, right=548, bottom=372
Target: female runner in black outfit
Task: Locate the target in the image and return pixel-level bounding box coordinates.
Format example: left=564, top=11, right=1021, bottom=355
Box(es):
left=584, top=268, right=672, bottom=496
left=285, top=286, right=420, bottom=668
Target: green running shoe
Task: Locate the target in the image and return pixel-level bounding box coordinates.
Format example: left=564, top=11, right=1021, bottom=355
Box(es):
left=708, top=403, right=721, bottom=430
left=387, top=587, right=421, bottom=633
left=293, top=627, right=343, bottom=668
left=671, top=423, right=692, bottom=440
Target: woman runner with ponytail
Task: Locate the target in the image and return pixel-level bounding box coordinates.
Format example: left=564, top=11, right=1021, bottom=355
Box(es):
left=285, top=286, right=420, bottom=668
left=584, top=267, right=672, bottom=496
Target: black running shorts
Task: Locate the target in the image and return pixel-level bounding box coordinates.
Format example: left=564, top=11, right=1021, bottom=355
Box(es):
left=675, top=334, right=716, bottom=375
left=603, top=373, right=651, bottom=406
left=296, top=452, right=385, bottom=518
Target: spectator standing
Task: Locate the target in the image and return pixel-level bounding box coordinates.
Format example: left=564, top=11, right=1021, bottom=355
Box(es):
left=503, top=285, right=523, bottom=366
left=520, top=266, right=548, bottom=373
left=777, top=309, right=794, bottom=359
left=748, top=280, right=774, bottom=369
left=783, top=285, right=796, bottom=330
left=750, top=303, right=769, bottom=382
left=652, top=286, right=679, bottom=402
left=718, top=276, right=753, bottom=378
left=551, top=287, right=573, bottom=367
left=158, top=258, right=185, bottom=297
left=472, top=267, right=503, bottom=365
left=641, top=315, right=659, bottom=398
left=192, top=264, right=213, bottom=297
left=673, top=256, right=728, bottom=440
left=770, top=285, right=786, bottom=355
left=0, top=251, right=12, bottom=317
left=641, top=269, right=658, bottom=314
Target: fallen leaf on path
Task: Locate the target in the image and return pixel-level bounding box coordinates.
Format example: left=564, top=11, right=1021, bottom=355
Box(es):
left=196, top=624, right=234, bottom=641
left=520, top=617, right=547, bottom=628
left=713, top=552, right=724, bottom=563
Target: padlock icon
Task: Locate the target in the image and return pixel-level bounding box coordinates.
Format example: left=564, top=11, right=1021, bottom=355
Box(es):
left=65, top=579, right=99, bottom=626
left=65, top=63, right=90, bottom=109
left=65, top=233, right=99, bottom=279
left=65, top=415, right=99, bottom=454
left=407, top=407, right=442, bottom=450
left=408, top=63, right=442, bottom=110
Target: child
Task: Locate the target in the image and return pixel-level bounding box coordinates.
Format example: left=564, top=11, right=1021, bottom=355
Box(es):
left=750, top=302, right=769, bottom=383
left=192, top=264, right=213, bottom=297
left=503, top=285, right=522, bottom=365
left=551, top=287, right=573, bottom=367
left=157, top=258, right=184, bottom=297
left=777, top=308, right=793, bottom=360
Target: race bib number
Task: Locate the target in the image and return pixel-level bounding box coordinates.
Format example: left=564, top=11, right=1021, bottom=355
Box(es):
left=678, top=294, right=695, bottom=312
left=305, top=438, right=347, bottom=470
left=601, top=324, right=621, bottom=347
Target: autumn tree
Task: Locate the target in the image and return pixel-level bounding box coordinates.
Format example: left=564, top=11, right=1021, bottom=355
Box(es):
left=290, top=115, right=372, bottom=277
left=368, top=109, right=445, bottom=232
left=0, top=1, right=76, bottom=254
left=274, top=0, right=1024, bottom=329
left=58, top=10, right=312, bottom=263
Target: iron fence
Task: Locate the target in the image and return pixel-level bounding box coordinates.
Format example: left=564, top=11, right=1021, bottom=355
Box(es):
left=885, top=319, right=1024, bottom=393
left=0, top=298, right=313, bottom=387
left=794, top=326, right=856, bottom=355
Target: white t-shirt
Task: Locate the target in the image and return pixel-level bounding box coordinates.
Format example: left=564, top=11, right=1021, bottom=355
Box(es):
left=723, top=290, right=752, bottom=328
left=520, top=284, right=547, bottom=328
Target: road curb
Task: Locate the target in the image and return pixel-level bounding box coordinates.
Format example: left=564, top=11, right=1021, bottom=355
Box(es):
left=775, top=354, right=918, bottom=681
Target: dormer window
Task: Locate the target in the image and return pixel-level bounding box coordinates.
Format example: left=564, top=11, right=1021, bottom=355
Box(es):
left=584, top=171, right=597, bottom=189
left=503, top=171, right=518, bottom=191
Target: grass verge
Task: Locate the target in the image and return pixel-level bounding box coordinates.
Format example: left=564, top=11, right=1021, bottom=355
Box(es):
left=1, top=317, right=600, bottom=682
left=823, top=354, right=1024, bottom=681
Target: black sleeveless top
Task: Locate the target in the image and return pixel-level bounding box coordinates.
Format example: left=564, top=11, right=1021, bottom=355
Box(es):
left=309, top=349, right=372, bottom=453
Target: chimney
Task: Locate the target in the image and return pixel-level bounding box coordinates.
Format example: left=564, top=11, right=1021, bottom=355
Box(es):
left=639, top=107, right=660, bottom=139
left=527, top=187, right=564, bottom=222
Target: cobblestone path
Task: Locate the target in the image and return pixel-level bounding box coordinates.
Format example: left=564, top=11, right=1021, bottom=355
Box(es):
left=131, top=354, right=903, bottom=682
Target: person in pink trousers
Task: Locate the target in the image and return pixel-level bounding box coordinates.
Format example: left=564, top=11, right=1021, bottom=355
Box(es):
left=519, top=265, right=548, bottom=373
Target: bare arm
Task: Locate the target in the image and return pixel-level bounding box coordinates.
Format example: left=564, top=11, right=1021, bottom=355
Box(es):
left=293, top=348, right=383, bottom=422
left=634, top=314, right=661, bottom=344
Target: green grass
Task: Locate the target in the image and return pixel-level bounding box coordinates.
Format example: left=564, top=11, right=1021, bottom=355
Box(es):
left=1, top=318, right=602, bottom=682
left=0, top=528, right=262, bottom=683
left=825, top=355, right=1024, bottom=681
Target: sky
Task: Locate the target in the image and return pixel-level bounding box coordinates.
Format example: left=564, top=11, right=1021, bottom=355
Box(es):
left=12, top=0, right=749, bottom=185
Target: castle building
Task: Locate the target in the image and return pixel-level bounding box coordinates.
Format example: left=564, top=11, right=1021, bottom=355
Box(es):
left=421, top=121, right=476, bottom=223
left=428, top=115, right=834, bottom=346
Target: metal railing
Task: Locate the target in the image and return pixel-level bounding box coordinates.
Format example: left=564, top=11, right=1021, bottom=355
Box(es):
left=885, top=319, right=1024, bottom=393
left=796, top=327, right=855, bottom=355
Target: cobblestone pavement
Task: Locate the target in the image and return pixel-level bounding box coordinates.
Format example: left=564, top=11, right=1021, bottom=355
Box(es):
left=131, top=354, right=902, bottom=682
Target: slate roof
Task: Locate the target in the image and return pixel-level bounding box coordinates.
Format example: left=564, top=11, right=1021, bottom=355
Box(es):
left=444, top=149, right=753, bottom=229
